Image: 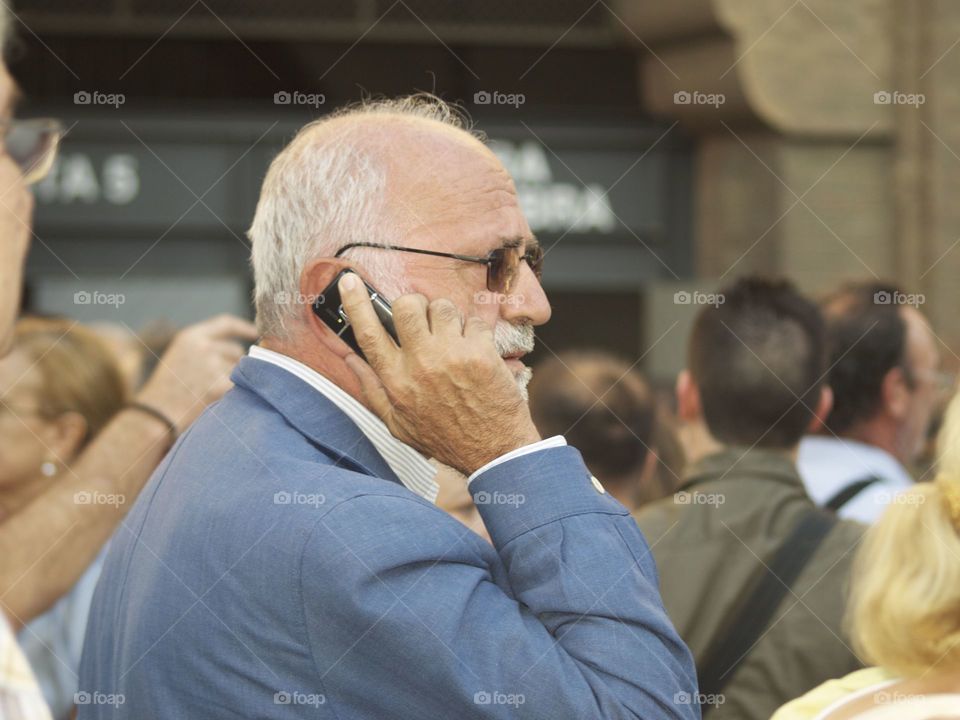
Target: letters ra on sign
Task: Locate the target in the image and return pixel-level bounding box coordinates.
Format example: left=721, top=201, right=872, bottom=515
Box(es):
left=489, top=139, right=616, bottom=235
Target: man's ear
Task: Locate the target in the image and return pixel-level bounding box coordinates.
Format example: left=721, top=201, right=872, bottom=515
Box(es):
left=806, top=385, right=834, bottom=434
left=676, top=370, right=702, bottom=424
left=881, top=366, right=911, bottom=421
left=300, top=258, right=348, bottom=340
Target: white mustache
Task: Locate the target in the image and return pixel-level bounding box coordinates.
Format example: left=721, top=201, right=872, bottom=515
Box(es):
left=494, top=322, right=535, bottom=357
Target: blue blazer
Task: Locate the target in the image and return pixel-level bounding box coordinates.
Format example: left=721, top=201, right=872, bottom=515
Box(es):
left=78, top=357, right=699, bottom=719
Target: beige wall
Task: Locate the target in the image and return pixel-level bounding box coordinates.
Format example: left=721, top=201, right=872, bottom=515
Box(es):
left=610, top=0, right=960, bottom=376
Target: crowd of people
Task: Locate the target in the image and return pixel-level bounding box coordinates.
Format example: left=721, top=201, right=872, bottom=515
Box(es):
left=1, top=5, right=959, bottom=720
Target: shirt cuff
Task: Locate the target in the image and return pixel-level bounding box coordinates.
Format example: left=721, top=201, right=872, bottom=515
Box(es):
left=467, top=435, right=567, bottom=485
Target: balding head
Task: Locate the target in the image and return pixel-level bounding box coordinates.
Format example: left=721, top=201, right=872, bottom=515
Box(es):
left=248, top=95, right=498, bottom=339
left=250, top=94, right=551, bottom=405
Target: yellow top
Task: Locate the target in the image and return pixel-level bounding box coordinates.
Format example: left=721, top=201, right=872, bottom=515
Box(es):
left=771, top=667, right=897, bottom=720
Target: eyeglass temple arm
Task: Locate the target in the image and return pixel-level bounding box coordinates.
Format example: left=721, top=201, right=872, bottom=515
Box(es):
left=334, top=242, right=491, bottom=265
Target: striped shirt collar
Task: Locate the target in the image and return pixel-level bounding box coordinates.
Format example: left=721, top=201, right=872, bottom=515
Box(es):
left=249, top=346, right=438, bottom=503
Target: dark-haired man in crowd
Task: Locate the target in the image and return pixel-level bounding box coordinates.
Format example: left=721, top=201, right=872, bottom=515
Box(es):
left=634, top=277, right=863, bottom=720
left=529, top=350, right=673, bottom=510
left=797, top=282, right=942, bottom=522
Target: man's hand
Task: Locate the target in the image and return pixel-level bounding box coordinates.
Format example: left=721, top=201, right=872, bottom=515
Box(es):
left=135, top=314, right=258, bottom=433
left=338, top=272, right=541, bottom=475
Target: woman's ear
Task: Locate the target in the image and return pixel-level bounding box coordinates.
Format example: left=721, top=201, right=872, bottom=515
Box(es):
left=44, top=411, right=89, bottom=463
left=676, top=370, right=702, bottom=424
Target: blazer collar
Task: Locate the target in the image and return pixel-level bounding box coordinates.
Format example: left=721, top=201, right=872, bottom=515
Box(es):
left=230, top=356, right=404, bottom=488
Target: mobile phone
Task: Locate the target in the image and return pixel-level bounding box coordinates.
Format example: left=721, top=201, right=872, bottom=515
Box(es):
left=312, top=269, right=399, bottom=358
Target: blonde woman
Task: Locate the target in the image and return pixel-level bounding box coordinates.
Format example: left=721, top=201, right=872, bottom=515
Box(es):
left=0, top=318, right=127, bottom=719
left=773, top=391, right=960, bottom=720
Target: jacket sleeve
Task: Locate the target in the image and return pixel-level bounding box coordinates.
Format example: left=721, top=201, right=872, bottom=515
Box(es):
left=299, top=445, right=700, bottom=719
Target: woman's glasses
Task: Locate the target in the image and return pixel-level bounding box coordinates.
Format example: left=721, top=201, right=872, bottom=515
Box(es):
left=334, top=241, right=544, bottom=294
left=1, top=118, right=63, bottom=185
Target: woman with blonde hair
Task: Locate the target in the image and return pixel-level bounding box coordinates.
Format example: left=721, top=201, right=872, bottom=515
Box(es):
left=773, top=390, right=960, bottom=719
left=0, top=317, right=128, bottom=719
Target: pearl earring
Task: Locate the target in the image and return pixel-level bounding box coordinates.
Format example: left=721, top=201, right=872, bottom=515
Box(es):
left=40, top=461, right=57, bottom=477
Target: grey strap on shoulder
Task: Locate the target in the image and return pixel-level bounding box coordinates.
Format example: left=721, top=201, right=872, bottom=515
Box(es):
left=696, top=510, right=837, bottom=715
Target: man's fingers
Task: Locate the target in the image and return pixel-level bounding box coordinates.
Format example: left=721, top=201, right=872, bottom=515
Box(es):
left=338, top=272, right=397, bottom=370
left=392, top=294, right=430, bottom=347
left=344, top=353, right=395, bottom=423
left=427, top=299, right=463, bottom=338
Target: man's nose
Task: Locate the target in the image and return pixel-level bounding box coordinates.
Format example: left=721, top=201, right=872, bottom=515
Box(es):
left=501, top=262, right=551, bottom=326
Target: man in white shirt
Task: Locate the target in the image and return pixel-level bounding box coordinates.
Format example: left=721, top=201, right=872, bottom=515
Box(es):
left=798, top=282, right=942, bottom=523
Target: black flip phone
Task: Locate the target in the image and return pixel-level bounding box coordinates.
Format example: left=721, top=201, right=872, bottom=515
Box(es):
left=312, top=269, right=399, bottom=358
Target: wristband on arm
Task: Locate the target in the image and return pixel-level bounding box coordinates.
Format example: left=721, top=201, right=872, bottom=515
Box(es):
left=126, top=402, right=179, bottom=444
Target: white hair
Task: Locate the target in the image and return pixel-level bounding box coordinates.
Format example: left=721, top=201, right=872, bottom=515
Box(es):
left=248, top=94, right=478, bottom=339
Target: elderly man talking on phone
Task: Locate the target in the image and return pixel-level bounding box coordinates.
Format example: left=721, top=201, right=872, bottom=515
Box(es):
left=78, top=95, right=698, bottom=719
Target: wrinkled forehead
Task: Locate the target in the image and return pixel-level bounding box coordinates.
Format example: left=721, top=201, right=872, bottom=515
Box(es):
left=381, top=122, right=533, bottom=254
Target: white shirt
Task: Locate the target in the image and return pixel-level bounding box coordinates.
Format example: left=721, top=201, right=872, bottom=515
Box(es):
left=249, top=347, right=564, bottom=501
left=797, top=435, right=914, bottom=524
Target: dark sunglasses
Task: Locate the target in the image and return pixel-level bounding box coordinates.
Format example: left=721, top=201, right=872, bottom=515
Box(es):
left=0, top=118, right=63, bottom=185
left=334, top=241, right=544, bottom=294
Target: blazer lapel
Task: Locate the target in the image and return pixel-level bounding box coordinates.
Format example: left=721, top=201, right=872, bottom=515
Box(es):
left=230, top=356, right=404, bottom=488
